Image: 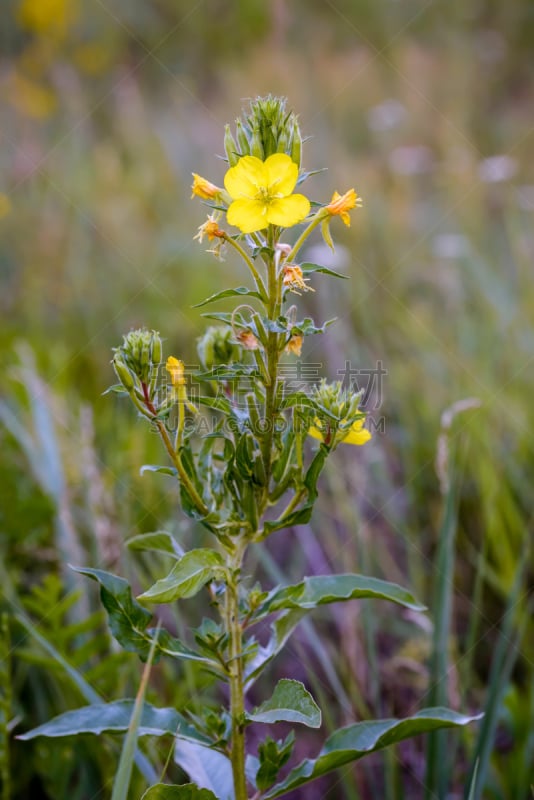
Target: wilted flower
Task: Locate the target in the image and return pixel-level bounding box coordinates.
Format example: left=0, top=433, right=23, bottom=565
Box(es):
left=191, top=174, right=222, bottom=200
left=285, top=335, right=303, bottom=356
left=194, top=214, right=226, bottom=243
left=236, top=330, right=260, bottom=350
left=326, top=189, right=362, bottom=227
left=282, top=264, right=314, bottom=294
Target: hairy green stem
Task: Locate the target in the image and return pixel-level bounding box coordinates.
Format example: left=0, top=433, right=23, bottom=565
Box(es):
left=224, top=235, right=267, bottom=300
left=225, top=546, right=248, bottom=800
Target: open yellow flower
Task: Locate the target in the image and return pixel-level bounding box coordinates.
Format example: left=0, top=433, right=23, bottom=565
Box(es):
left=191, top=174, right=222, bottom=200
left=224, top=154, right=310, bottom=233
left=326, top=188, right=362, bottom=227
left=309, top=416, right=371, bottom=446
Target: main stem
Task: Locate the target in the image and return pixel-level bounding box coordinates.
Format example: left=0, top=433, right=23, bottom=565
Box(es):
left=226, top=545, right=248, bottom=800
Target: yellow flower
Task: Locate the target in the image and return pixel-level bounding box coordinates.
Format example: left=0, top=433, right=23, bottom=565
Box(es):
left=166, top=356, right=186, bottom=386
left=309, top=416, right=371, bottom=446
left=326, top=189, right=362, bottom=227
left=224, top=154, right=310, bottom=234
left=282, top=264, right=314, bottom=294
left=191, top=174, right=222, bottom=200
left=285, top=335, right=303, bottom=356
left=194, top=214, right=226, bottom=243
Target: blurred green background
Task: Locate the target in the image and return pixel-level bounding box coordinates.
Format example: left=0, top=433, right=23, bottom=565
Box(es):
left=1, top=1, right=533, bottom=798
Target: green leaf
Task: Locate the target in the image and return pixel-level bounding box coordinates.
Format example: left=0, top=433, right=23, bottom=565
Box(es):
left=263, top=709, right=483, bottom=798
left=141, top=785, right=218, bottom=800
left=72, top=567, right=217, bottom=669
left=300, top=262, right=348, bottom=279
left=254, top=573, right=426, bottom=621
left=137, top=549, right=226, bottom=604
left=248, top=679, right=321, bottom=728
left=127, top=531, right=184, bottom=558
left=140, top=465, right=178, bottom=478
left=244, top=610, right=306, bottom=688
left=193, top=286, right=263, bottom=308
left=72, top=567, right=153, bottom=654
left=18, top=700, right=212, bottom=745
left=174, top=740, right=234, bottom=800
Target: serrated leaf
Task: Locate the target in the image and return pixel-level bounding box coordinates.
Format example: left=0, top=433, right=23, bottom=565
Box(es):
left=300, top=262, right=348, bottom=279
left=174, top=740, right=234, bottom=800
left=17, top=700, right=212, bottom=745
left=263, top=709, right=483, bottom=798
left=141, top=784, right=218, bottom=800
left=248, top=679, right=321, bottom=728
left=127, top=531, right=184, bottom=558
left=193, top=287, right=263, bottom=308
left=141, top=465, right=178, bottom=478
left=255, top=573, right=426, bottom=621
left=138, top=549, right=226, bottom=604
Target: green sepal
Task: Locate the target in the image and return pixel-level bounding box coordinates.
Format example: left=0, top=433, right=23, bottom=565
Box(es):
left=247, top=679, right=321, bottom=728
left=263, top=709, right=483, bottom=798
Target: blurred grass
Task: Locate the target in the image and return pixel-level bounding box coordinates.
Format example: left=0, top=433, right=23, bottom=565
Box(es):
left=1, top=1, right=533, bottom=798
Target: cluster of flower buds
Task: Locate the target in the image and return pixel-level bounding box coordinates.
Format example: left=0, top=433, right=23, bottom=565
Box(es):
left=112, top=328, right=162, bottom=394
left=197, top=326, right=242, bottom=371
left=224, top=95, right=302, bottom=168
left=309, top=379, right=371, bottom=448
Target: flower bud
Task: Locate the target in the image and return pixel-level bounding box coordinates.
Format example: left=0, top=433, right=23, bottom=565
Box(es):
left=250, top=127, right=264, bottom=160
left=235, top=119, right=250, bottom=155
left=113, top=328, right=160, bottom=385
left=290, top=124, right=302, bottom=168
left=224, top=124, right=239, bottom=166
left=197, top=326, right=241, bottom=370
left=113, top=356, right=135, bottom=391
left=150, top=331, right=162, bottom=366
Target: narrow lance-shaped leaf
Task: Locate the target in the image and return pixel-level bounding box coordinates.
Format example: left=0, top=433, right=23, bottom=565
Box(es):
left=247, top=680, right=321, bottom=728
left=244, top=609, right=306, bottom=689
left=193, top=286, right=263, bottom=308
left=137, top=549, right=226, bottom=605
left=141, top=784, right=218, bottom=800
left=263, top=709, right=483, bottom=798
left=17, top=700, right=212, bottom=746
left=253, top=573, right=426, bottom=622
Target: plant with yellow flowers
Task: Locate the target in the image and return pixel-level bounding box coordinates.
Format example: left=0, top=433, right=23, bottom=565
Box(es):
left=21, top=96, right=480, bottom=800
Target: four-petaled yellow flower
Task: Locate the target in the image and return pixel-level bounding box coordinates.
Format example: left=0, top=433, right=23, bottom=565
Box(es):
left=166, top=356, right=186, bottom=386
left=326, top=188, right=362, bottom=227
left=309, top=416, right=371, bottom=447
left=224, top=154, right=310, bottom=234
left=191, top=174, right=222, bottom=200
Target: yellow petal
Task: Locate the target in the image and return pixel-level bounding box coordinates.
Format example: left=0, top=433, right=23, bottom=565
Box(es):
left=227, top=198, right=269, bottom=233
left=267, top=194, right=310, bottom=227
left=308, top=425, right=324, bottom=442
left=264, top=153, right=298, bottom=196
left=224, top=156, right=266, bottom=199
left=342, top=419, right=372, bottom=446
